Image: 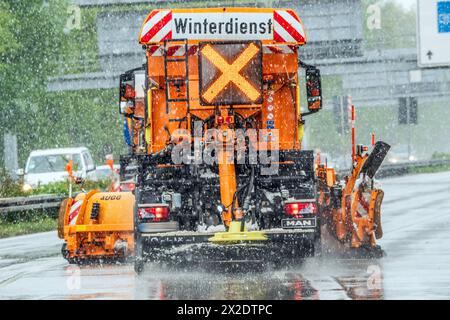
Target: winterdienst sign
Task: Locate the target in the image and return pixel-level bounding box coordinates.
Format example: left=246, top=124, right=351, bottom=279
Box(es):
left=139, top=8, right=306, bottom=45
left=172, top=14, right=273, bottom=39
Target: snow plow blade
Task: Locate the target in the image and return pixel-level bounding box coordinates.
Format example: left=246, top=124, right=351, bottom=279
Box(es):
left=135, top=229, right=317, bottom=271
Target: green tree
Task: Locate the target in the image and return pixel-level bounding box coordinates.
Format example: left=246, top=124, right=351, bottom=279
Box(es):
left=0, top=0, right=70, bottom=164
left=0, top=1, right=20, bottom=73
left=362, top=0, right=416, bottom=50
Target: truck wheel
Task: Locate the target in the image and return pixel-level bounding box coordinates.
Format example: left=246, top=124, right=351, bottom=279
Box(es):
left=313, top=238, right=322, bottom=257
left=134, top=247, right=144, bottom=273
left=57, top=198, right=71, bottom=239
left=134, top=259, right=144, bottom=274
left=61, top=243, right=77, bottom=264
left=303, top=240, right=315, bottom=258
left=61, top=243, right=69, bottom=259
left=134, top=233, right=145, bottom=274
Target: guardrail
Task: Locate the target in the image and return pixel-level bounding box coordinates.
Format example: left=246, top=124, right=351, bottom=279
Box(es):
left=335, top=158, right=450, bottom=178
left=1, top=159, right=449, bottom=215
left=377, top=159, right=450, bottom=178
left=0, top=194, right=66, bottom=214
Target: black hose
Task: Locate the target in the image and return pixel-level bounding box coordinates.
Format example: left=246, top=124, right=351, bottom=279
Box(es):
left=241, top=165, right=255, bottom=231
left=231, top=183, right=247, bottom=213
left=243, top=166, right=255, bottom=212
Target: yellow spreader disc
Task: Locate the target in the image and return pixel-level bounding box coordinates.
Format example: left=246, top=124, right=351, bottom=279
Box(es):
left=208, top=221, right=267, bottom=244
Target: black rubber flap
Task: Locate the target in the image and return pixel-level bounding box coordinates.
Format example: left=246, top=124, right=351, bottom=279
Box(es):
left=361, top=141, right=391, bottom=179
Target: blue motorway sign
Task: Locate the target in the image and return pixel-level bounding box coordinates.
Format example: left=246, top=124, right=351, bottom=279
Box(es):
left=438, top=1, right=450, bottom=33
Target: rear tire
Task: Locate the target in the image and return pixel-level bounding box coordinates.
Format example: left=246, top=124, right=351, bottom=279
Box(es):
left=61, top=243, right=69, bottom=259
left=134, top=258, right=144, bottom=274
left=61, top=243, right=77, bottom=264
left=57, top=198, right=70, bottom=239
left=134, top=232, right=145, bottom=274
left=313, top=237, right=322, bottom=257
left=133, top=186, right=145, bottom=274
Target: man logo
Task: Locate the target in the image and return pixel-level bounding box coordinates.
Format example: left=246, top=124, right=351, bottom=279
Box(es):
left=286, top=220, right=311, bottom=227
left=199, top=41, right=263, bottom=105
left=283, top=218, right=316, bottom=228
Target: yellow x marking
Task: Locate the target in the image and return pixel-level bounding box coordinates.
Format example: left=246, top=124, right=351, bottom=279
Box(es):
left=201, top=43, right=261, bottom=103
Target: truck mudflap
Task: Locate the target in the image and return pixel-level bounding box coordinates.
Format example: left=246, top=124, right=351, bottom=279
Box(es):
left=137, top=229, right=318, bottom=266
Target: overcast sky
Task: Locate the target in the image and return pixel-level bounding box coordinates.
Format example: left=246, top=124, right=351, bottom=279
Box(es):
left=392, top=0, right=417, bottom=11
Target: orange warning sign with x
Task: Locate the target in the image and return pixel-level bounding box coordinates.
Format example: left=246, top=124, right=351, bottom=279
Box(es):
left=200, top=42, right=262, bottom=105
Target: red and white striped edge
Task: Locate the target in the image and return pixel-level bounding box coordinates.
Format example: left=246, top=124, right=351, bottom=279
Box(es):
left=273, top=9, right=306, bottom=43
left=140, top=10, right=173, bottom=44
left=147, top=44, right=297, bottom=56
left=68, top=200, right=82, bottom=226
left=263, top=45, right=297, bottom=54
left=147, top=44, right=199, bottom=57
left=139, top=9, right=306, bottom=44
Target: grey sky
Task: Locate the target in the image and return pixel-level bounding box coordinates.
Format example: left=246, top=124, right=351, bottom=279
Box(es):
left=392, top=0, right=417, bottom=11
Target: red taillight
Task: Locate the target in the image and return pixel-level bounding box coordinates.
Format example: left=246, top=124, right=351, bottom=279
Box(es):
left=153, top=206, right=168, bottom=220
left=216, top=116, right=224, bottom=125
left=119, top=182, right=135, bottom=192
left=138, top=205, right=169, bottom=222
left=284, top=202, right=317, bottom=217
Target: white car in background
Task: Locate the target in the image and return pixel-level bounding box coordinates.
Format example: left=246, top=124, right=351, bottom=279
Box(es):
left=20, top=147, right=97, bottom=190
left=95, top=164, right=120, bottom=181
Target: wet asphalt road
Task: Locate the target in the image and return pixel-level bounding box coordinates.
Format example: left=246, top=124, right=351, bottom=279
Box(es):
left=0, top=171, right=449, bottom=300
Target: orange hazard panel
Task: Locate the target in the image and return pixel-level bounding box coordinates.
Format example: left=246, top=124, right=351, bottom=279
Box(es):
left=199, top=41, right=263, bottom=106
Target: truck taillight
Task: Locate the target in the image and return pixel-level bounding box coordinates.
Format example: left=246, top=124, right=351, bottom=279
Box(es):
left=138, top=205, right=169, bottom=222
left=216, top=116, right=224, bottom=125
left=284, top=201, right=317, bottom=217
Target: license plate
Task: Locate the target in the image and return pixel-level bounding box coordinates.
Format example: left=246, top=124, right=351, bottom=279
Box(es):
left=281, top=218, right=316, bottom=229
